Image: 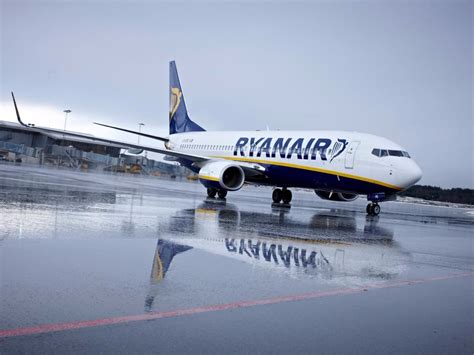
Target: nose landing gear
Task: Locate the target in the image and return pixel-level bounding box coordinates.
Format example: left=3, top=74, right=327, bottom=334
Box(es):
left=366, top=202, right=381, bottom=216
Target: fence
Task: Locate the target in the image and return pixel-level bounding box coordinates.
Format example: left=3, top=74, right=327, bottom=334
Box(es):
left=0, top=141, right=37, bottom=157
left=49, top=145, right=119, bottom=166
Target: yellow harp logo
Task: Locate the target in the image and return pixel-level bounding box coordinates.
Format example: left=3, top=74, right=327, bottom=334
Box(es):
left=151, top=251, right=164, bottom=281
left=169, top=87, right=182, bottom=122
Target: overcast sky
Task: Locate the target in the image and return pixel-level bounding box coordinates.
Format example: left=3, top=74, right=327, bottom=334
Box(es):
left=1, top=0, right=472, bottom=188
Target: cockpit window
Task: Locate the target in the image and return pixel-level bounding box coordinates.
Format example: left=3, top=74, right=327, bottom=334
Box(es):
left=372, top=148, right=410, bottom=158
left=388, top=150, right=404, bottom=157
left=371, top=148, right=380, bottom=157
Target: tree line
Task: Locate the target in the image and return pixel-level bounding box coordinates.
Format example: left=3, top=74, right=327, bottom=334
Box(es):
left=400, top=185, right=474, bottom=205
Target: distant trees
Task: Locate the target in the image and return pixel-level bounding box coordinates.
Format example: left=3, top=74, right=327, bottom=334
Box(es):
left=400, top=185, right=474, bottom=205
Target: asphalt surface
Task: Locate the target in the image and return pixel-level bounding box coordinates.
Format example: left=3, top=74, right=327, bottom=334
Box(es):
left=1, top=164, right=473, bottom=354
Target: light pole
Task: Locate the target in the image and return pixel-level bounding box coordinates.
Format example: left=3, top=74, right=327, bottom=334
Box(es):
left=63, top=110, right=71, bottom=131
left=138, top=123, right=145, bottom=144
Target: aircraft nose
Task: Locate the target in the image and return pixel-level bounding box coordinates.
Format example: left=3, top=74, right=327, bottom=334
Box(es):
left=412, top=162, right=422, bottom=183
left=401, top=160, right=422, bottom=188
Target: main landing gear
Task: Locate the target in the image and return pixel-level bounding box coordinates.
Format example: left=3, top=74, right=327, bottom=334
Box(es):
left=207, top=187, right=227, bottom=199
left=272, top=188, right=292, bottom=206
left=366, top=202, right=381, bottom=216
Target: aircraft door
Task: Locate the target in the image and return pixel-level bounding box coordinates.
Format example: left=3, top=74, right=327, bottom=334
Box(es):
left=344, top=141, right=360, bottom=169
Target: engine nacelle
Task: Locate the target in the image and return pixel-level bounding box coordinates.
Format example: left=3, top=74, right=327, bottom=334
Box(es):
left=198, top=161, right=245, bottom=191
left=315, top=190, right=358, bottom=202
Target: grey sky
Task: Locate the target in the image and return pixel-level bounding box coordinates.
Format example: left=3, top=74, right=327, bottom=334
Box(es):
left=1, top=0, right=472, bottom=188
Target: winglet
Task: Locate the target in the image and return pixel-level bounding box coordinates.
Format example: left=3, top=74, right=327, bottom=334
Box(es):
left=11, top=92, right=28, bottom=127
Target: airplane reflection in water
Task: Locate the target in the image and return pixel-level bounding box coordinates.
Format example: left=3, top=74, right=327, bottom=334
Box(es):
left=145, top=201, right=411, bottom=311
left=145, top=240, right=192, bottom=311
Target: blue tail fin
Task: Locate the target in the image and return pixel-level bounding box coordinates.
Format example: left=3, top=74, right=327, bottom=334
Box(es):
left=169, top=61, right=205, bottom=135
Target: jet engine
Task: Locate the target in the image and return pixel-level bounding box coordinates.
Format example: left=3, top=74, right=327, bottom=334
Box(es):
left=198, top=161, right=245, bottom=191
left=315, top=190, right=358, bottom=202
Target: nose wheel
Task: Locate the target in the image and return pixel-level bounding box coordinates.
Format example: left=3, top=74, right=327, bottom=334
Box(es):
left=366, top=202, right=381, bottom=216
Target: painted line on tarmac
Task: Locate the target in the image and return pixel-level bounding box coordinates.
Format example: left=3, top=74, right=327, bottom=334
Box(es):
left=1, top=272, right=473, bottom=339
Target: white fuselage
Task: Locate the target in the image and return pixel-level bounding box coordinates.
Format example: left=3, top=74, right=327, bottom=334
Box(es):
left=168, top=130, right=422, bottom=196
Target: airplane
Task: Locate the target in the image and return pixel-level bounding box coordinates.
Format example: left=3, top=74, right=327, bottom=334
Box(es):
left=144, top=203, right=408, bottom=310
left=10, top=61, right=422, bottom=215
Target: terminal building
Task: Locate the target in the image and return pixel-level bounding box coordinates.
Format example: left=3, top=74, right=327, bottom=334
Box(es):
left=0, top=120, right=186, bottom=176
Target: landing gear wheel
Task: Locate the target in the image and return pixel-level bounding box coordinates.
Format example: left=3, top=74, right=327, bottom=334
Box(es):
left=366, top=203, right=373, bottom=215
left=207, top=188, right=217, bottom=198
left=372, top=203, right=381, bottom=216
left=217, top=190, right=228, bottom=199
left=366, top=203, right=380, bottom=216
left=272, top=189, right=283, bottom=203
left=282, top=189, right=293, bottom=204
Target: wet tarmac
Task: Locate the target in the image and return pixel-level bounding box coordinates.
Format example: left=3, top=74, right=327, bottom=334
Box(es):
left=1, top=164, right=473, bottom=354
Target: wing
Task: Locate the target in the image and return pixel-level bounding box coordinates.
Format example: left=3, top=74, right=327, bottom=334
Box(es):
left=10, top=91, right=265, bottom=177
left=57, top=132, right=266, bottom=177
left=63, top=132, right=266, bottom=177
left=93, top=122, right=169, bottom=142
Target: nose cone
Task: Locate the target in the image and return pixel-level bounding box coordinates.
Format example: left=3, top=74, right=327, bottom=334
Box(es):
left=400, top=160, right=422, bottom=189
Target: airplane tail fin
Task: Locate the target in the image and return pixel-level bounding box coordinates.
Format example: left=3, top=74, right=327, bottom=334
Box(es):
left=169, top=61, right=205, bottom=135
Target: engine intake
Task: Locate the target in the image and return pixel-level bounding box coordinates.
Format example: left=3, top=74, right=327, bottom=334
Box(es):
left=315, top=190, right=358, bottom=202
left=199, top=161, right=245, bottom=191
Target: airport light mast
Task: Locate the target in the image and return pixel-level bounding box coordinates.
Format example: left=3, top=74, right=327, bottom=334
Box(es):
left=138, top=123, right=145, bottom=144
left=63, top=109, right=71, bottom=131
